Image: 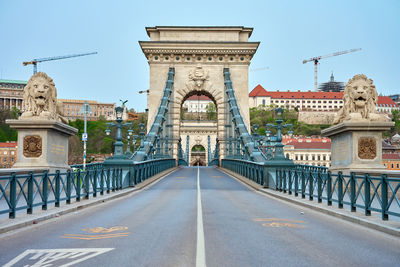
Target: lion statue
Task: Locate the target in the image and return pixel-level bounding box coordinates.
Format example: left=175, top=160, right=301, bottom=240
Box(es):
left=20, top=72, right=68, bottom=123
left=333, top=74, right=389, bottom=124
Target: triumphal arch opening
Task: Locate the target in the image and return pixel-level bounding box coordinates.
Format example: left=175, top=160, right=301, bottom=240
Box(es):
left=140, top=26, right=259, bottom=164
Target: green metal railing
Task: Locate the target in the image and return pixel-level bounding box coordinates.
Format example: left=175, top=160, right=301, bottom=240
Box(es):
left=221, top=158, right=400, bottom=221
left=0, top=158, right=175, bottom=219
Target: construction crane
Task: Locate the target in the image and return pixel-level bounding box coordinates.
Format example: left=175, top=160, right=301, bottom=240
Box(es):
left=23, top=52, right=98, bottom=74
left=303, top=48, right=361, bottom=91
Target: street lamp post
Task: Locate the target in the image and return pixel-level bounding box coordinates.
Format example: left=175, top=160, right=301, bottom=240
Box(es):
left=104, top=106, right=132, bottom=159
left=266, top=107, right=293, bottom=161
left=79, top=101, right=92, bottom=170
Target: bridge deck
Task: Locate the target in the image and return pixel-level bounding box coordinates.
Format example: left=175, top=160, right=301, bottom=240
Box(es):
left=1, top=167, right=399, bottom=266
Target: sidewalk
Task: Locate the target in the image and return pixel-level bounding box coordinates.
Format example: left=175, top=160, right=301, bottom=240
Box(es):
left=218, top=167, right=400, bottom=238
left=0, top=167, right=179, bottom=235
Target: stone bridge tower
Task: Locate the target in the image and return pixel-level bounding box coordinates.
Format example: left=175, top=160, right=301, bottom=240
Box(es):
left=140, top=26, right=259, bottom=161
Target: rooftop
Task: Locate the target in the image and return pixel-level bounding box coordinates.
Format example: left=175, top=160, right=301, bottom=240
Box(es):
left=382, top=153, right=400, bottom=160
left=0, top=142, right=17, bottom=148
left=0, top=79, right=27, bottom=85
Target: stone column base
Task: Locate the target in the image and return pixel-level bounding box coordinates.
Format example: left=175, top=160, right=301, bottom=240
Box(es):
left=322, top=121, right=394, bottom=174
left=7, top=119, right=78, bottom=172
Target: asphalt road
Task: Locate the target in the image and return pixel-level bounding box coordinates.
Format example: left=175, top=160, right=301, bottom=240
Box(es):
left=0, top=166, right=399, bottom=267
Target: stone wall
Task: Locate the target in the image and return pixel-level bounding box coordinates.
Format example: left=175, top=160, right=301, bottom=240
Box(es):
left=298, top=111, right=336, bottom=125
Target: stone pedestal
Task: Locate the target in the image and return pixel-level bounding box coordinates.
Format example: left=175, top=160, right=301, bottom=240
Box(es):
left=6, top=119, right=78, bottom=172
left=322, top=121, right=394, bottom=174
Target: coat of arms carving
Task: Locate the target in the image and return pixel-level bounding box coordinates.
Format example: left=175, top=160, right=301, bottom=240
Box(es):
left=23, top=135, right=42, bottom=157
left=358, top=137, right=376, bottom=160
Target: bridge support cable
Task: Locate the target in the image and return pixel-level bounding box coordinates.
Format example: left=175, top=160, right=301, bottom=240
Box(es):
left=131, top=68, right=176, bottom=162
left=223, top=68, right=267, bottom=162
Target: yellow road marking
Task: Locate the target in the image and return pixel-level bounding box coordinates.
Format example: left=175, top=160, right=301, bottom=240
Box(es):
left=253, top=218, right=306, bottom=229
left=61, top=226, right=130, bottom=240
left=61, top=233, right=130, bottom=240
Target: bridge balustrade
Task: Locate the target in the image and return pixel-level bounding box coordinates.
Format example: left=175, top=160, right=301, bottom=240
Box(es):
left=0, top=158, right=175, bottom=219
left=221, top=159, right=400, bottom=221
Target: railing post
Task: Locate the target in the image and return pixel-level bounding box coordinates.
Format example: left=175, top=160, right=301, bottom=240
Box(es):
left=66, top=170, right=71, bottom=204
left=9, top=172, right=16, bottom=219
left=55, top=170, right=61, bottom=207
left=294, top=170, right=298, bottom=197
left=85, top=170, right=90, bottom=199
left=42, top=170, right=48, bottom=210
left=106, top=169, right=111, bottom=193
left=100, top=168, right=104, bottom=195
left=112, top=169, right=116, bottom=191
left=364, top=173, right=371, bottom=216
left=301, top=170, right=306, bottom=199
left=282, top=169, right=287, bottom=193
left=93, top=169, right=98, bottom=197
left=76, top=169, right=81, bottom=201
left=317, top=170, right=322, bottom=203
left=288, top=169, right=292, bottom=195
left=263, top=166, right=269, bottom=188
left=381, top=174, right=388, bottom=220
left=338, top=171, right=343, bottom=209
left=27, top=172, right=34, bottom=214
left=350, top=172, right=356, bottom=212
left=309, top=171, right=313, bottom=201
left=327, top=171, right=332, bottom=206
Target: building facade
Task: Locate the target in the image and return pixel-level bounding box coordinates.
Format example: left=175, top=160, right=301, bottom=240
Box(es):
left=283, top=138, right=331, bottom=167
left=382, top=153, right=400, bottom=170
left=0, top=142, right=17, bottom=168
left=58, top=99, right=116, bottom=121
left=0, top=79, right=25, bottom=111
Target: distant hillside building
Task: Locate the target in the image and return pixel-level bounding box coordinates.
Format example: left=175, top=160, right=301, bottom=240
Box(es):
left=0, top=79, right=25, bottom=110
left=318, top=73, right=345, bottom=92
left=249, top=85, right=399, bottom=114
left=182, top=95, right=213, bottom=113
left=58, top=99, right=116, bottom=121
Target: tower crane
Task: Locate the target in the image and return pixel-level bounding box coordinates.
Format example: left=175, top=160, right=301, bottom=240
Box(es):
left=23, top=52, right=98, bottom=74
left=303, top=48, right=361, bottom=91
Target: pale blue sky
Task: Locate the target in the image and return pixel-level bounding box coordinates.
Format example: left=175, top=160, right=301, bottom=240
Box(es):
left=1, top=0, right=399, bottom=111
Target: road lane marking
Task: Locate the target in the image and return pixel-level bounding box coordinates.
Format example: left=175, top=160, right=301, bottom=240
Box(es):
left=4, top=248, right=114, bottom=267
left=253, top=218, right=306, bottom=229
left=211, top=176, right=222, bottom=178
left=61, top=226, right=130, bottom=240
left=196, top=166, right=206, bottom=267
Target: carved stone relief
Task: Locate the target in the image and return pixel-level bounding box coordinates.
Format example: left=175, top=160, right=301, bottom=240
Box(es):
left=23, top=135, right=42, bottom=157
left=186, top=65, right=212, bottom=92
left=358, top=137, right=376, bottom=160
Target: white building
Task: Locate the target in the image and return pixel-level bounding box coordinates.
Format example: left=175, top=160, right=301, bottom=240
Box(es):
left=182, top=95, right=213, bottom=113
left=249, top=84, right=398, bottom=114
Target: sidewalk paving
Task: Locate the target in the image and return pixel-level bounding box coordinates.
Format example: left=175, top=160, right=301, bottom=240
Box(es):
left=0, top=167, right=179, bottom=235
left=219, top=167, right=400, bottom=238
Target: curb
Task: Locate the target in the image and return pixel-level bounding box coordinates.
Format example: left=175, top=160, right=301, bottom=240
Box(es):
left=0, top=167, right=179, bottom=235
left=218, top=167, right=400, bottom=238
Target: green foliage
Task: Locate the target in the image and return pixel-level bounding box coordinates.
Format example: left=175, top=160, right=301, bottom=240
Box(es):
left=206, top=102, right=217, bottom=120
left=0, top=108, right=19, bottom=142
left=68, top=112, right=148, bottom=156
left=249, top=106, right=330, bottom=137
left=384, top=109, right=400, bottom=137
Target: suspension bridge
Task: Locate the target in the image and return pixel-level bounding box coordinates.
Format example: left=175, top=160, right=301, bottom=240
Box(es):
left=0, top=26, right=399, bottom=266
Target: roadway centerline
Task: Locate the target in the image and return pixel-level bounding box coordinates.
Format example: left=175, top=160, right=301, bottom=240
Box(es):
left=196, top=166, right=206, bottom=267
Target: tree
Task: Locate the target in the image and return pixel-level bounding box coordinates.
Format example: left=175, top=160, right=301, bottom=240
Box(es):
left=206, top=102, right=217, bottom=120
